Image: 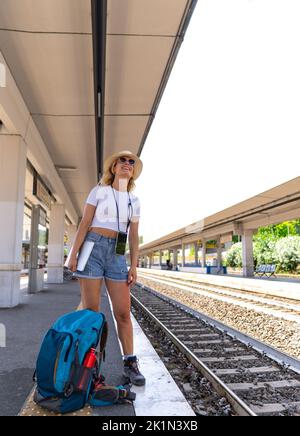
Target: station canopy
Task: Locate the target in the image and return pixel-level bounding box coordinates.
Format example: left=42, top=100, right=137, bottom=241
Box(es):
left=0, top=0, right=197, bottom=222
left=139, top=176, right=300, bottom=254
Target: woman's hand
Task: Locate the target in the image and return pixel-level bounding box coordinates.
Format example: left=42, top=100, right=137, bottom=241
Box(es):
left=67, top=255, right=78, bottom=272
left=127, top=266, right=137, bottom=288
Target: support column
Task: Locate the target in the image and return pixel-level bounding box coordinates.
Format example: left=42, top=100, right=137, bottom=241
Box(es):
left=28, top=205, right=45, bottom=293
left=66, top=224, right=77, bottom=255
left=201, top=240, right=206, bottom=267
left=216, top=236, right=222, bottom=269
left=181, top=243, right=185, bottom=267
left=242, top=230, right=254, bottom=277
left=168, top=249, right=173, bottom=266
left=47, top=204, right=65, bottom=283
left=0, top=136, right=26, bottom=307
left=173, top=248, right=178, bottom=269
left=194, top=242, right=198, bottom=265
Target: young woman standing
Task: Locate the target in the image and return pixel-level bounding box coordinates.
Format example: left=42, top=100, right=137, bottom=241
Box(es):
left=67, top=150, right=145, bottom=386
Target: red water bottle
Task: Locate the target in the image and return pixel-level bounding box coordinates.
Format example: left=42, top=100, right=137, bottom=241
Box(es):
left=83, top=348, right=97, bottom=368
left=78, top=348, right=97, bottom=391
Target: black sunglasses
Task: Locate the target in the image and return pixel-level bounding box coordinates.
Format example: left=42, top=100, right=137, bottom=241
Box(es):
left=118, top=156, right=136, bottom=166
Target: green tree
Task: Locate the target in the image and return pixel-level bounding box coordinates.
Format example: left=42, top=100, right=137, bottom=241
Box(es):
left=255, top=220, right=300, bottom=240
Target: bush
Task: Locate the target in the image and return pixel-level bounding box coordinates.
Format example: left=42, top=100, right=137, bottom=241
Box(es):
left=224, top=236, right=300, bottom=273
left=274, top=236, right=300, bottom=272
left=224, top=241, right=261, bottom=268
left=253, top=238, right=276, bottom=267
left=224, top=242, right=243, bottom=268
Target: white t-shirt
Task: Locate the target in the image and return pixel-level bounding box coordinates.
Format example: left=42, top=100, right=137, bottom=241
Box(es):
left=86, top=184, right=141, bottom=232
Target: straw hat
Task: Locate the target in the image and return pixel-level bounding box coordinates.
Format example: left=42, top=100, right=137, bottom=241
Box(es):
left=103, top=150, right=143, bottom=180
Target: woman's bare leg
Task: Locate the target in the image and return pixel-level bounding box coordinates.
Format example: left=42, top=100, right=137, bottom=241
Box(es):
left=104, top=278, right=133, bottom=355
left=78, top=278, right=103, bottom=312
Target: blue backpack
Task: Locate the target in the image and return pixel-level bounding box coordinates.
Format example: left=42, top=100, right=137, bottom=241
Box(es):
left=33, top=309, right=135, bottom=414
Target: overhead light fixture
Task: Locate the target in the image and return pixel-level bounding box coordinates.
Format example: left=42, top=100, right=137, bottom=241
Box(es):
left=55, top=165, right=78, bottom=172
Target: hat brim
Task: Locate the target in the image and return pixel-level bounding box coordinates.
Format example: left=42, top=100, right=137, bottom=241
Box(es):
left=103, top=150, right=143, bottom=180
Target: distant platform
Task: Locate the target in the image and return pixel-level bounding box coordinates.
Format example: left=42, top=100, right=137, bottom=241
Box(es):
left=138, top=268, right=300, bottom=302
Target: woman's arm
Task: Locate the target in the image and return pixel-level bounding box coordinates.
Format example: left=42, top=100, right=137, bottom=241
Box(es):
left=129, top=221, right=139, bottom=266
left=128, top=221, right=139, bottom=285
left=67, top=204, right=96, bottom=271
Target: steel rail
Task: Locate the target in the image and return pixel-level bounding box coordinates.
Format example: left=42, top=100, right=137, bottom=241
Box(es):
left=131, top=291, right=256, bottom=417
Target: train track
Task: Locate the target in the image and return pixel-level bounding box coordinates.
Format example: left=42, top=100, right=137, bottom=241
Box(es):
left=131, top=283, right=300, bottom=416
left=137, top=270, right=300, bottom=323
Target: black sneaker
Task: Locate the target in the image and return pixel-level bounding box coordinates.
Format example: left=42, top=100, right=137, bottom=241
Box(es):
left=123, top=356, right=146, bottom=386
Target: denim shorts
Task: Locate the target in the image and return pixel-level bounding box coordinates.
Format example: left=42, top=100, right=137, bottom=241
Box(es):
left=72, top=231, right=129, bottom=281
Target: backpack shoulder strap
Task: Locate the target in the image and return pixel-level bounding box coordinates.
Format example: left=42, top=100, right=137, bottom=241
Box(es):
left=96, top=319, right=108, bottom=376
left=99, top=320, right=108, bottom=356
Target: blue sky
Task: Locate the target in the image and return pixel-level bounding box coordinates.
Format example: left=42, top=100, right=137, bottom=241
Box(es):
left=135, top=0, right=300, bottom=244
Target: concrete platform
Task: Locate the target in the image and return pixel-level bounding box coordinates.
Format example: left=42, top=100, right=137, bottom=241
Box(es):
left=0, top=277, right=194, bottom=417
left=138, top=268, right=300, bottom=301
left=0, top=278, right=134, bottom=416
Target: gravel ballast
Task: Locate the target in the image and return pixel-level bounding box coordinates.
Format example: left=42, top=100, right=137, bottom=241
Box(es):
left=137, top=277, right=300, bottom=359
